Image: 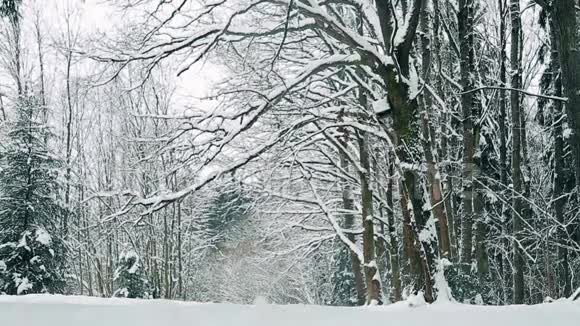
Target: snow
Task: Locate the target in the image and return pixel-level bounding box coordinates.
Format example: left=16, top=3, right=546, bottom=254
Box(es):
left=406, top=291, right=427, bottom=307
left=0, top=242, right=16, bottom=250
left=123, top=250, right=138, bottom=260
left=572, top=288, right=580, bottom=301
left=253, top=295, right=269, bottom=305
left=119, top=250, right=140, bottom=274
left=418, top=217, right=437, bottom=243
left=486, top=188, right=498, bottom=203
left=128, top=263, right=139, bottom=274
left=0, top=295, right=578, bottom=326
left=30, top=256, right=41, bottom=264
left=15, top=277, right=33, bottom=295
left=434, top=259, right=454, bottom=303
left=408, top=65, right=421, bottom=99
left=17, top=232, right=30, bottom=251
left=372, top=97, right=390, bottom=115
left=393, top=20, right=409, bottom=48
left=35, top=228, right=52, bottom=246
left=115, top=288, right=129, bottom=298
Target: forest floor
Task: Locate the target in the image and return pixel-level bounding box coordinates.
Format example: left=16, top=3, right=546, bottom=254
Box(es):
left=0, top=294, right=579, bottom=325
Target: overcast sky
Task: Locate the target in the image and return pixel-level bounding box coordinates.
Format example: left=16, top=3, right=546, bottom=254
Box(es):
left=0, top=0, right=222, bottom=113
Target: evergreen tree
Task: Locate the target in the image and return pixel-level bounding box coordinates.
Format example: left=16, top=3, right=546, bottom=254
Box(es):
left=0, top=228, right=65, bottom=295
left=202, top=181, right=253, bottom=248
left=330, top=245, right=358, bottom=306
left=0, top=0, right=20, bottom=18
left=113, top=250, right=151, bottom=299
left=0, top=96, right=66, bottom=295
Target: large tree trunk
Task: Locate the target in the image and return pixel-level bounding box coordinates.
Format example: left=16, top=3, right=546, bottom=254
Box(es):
left=510, top=0, right=525, bottom=304
left=339, top=131, right=366, bottom=305
left=372, top=157, right=389, bottom=300
left=375, top=0, right=438, bottom=303
left=358, top=130, right=382, bottom=305
left=549, top=16, right=571, bottom=298
left=399, top=180, right=422, bottom=287
left=553, top=0, right=580, bottom=192
left=458, top=0, right=478, bottom=270
left=497, top=0, right=511, bottom=303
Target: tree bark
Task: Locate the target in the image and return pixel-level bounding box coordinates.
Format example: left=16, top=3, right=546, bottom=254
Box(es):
left=510, top=0, right=525, bottom=304
left=549, top=15, right=572, bottom=298
left=338, top=118, right=367, bottom=305
left=434, top=0, right=457, bottom=259
left=458, top=0, right=478, bottom=270
left=375, top=0, right=438, bottom=303
left=497, top=0, right=512, bottom=303
left=386, top=160, right=402, bottom=302
left=420, top=0, right=451, bottom=259
left=553, top=0, right=580, bottom=192
left=358, top=130, right=382, bottom=305
left=177, top=201, right=184, bottom=300
left=11, top=14, right=22, bottom=96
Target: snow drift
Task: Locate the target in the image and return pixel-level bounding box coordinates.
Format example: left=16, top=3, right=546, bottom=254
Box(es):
left=0, top=295, right=578, bottom=326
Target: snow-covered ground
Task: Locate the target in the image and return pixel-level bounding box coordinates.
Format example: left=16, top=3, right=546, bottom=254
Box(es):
left=0, top=295, right=579, bottom=326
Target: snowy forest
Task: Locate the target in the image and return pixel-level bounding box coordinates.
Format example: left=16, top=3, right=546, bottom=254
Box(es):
left=0, top=0, right=580, bottom=307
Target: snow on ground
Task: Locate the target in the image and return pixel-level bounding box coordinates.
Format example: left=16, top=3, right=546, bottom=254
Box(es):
left=0, top=295, right=579, bottom=326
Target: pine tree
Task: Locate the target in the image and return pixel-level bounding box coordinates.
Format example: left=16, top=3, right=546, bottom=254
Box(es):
left=0, top=95, right=66, bottom=295
left=203, top=181, right=253, bottom=249
left=113, top=250, right=151, bottom=299
left=0, top=229, right=64, bottom=295
left=330, top=245, right=358, bottom=306
left=0, top=0, right=20, bottom=18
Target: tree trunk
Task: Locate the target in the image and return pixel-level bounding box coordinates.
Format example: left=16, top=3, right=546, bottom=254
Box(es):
left=177, top=201, right=184, bottom=300
left=474, top=189, right=488, bottom=283
left=373, top=156, right=389, bottom=298
left=553, top=0, right=580, bottom=192
left=163, top=209, right=170, bottom=299
left=375, top=0, right=438, bottom=303
left=497, top=0, right=511, bottom=303
left=10, top=14, right=23, bottom=96
left=339, top=123, right=366, bottom=305
left=434, top=0, right=457, bottom=259
left=458, top=0, right=478, bottom=270
left=64, top=49, right=73, bottom=238
left=34, top=14, right=48, bottom=137
left=358, top=110, right=382, bottom=305
left=510, top=0, right=525, bottom=304
left=400, top=181, right=422, bottom=287
left=386, top=161, right=402, bottom=302
left=549, top=16, right=571, bottom=298
left=420, top=0, right=451, bottom=260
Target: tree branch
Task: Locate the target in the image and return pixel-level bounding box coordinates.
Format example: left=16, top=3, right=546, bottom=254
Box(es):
left=457, top=86, right=568, bottom=102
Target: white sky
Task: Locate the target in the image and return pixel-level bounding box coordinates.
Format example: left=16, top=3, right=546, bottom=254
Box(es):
left=1, top=0, right=223, bottom=112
